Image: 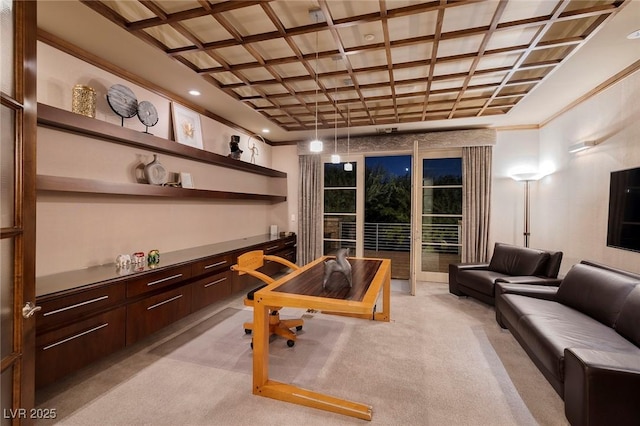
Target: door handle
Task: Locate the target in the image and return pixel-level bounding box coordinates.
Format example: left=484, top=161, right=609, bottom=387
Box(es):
left=22, top=301, right=42, bottom=319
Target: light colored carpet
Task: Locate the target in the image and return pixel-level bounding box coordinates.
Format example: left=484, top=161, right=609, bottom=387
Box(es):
left=35, top=282, right=567, bottom=425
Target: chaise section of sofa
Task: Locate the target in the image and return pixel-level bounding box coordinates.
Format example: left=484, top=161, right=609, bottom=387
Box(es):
left=496, top=261, right=640, bottom=426
left=448, top=242, right=562, bottom=305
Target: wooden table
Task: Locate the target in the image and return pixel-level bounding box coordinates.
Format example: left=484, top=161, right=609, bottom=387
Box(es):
left=251, top=256, right=391, bottom=421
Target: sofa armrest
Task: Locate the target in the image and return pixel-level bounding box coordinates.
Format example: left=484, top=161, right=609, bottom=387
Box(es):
left=495, top=282, right=559, bottom=301
left=564, top=348, right=640, bottom=426
left=496, top=276, right=561, bottom=286
left=449, top=263, right=490, bottom=295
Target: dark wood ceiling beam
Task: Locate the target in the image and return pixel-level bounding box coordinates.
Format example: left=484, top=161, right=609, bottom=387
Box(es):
left=421, top=3, right=445, bottom=121
left=379, top=0, right=398, bottom=122
left=448, top=0, right=507, bottom=119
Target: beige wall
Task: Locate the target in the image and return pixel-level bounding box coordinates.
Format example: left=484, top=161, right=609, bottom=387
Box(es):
left=36, top=42, right=287, bottom=277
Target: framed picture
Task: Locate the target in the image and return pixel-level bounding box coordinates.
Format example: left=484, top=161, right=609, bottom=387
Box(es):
left=171, top=103, right=203, bottom=149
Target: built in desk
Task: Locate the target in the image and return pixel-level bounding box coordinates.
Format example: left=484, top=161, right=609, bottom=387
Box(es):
left=35, top=234, right=296, bottom=388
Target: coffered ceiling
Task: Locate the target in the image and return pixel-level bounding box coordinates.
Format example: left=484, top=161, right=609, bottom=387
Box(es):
left=38, top=1, right=640, bottom=142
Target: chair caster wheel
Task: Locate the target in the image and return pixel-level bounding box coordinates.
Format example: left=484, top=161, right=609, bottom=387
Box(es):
left=287, top=340, right=295, bottom=347
left=296, top=325, right=303, bottom=331
left=245, top=328, right=252, bottom=334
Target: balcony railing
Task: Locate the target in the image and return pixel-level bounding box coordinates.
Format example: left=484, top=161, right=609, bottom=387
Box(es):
left=326, top=222, right=461, bottom=253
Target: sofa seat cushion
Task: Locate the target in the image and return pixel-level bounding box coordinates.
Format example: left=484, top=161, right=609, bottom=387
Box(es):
left=488, top=243, right=550, bottom=276
left=499, top=294, right=640, bottom=383
left=457, top=270, right=510, bottom=296
left=615, top=286, right=640, bottom=346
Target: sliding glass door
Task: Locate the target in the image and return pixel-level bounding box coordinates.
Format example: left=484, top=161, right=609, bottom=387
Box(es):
left=413, top=149, right=463, bottom=284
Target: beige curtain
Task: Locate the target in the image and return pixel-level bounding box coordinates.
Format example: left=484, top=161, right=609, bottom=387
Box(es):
left=462, top=146, right=492, bottom=263
left=297, top=155, right=323, bottom=265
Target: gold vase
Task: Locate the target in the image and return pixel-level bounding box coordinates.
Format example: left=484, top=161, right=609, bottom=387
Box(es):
left=71, top=84, right=96, bottom=118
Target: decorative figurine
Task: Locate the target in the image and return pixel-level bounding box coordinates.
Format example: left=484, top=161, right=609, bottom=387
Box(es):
left=249, top=141, right=259, bottom=164
left=228, top=135, right=243, bottom=160
left=147, top=249, right=160, bottom=265
left=323, top=248, right=352, bottom=289
left=115, top=254, right=132, bottom=269
left=132, top=252, right=146, bottom=264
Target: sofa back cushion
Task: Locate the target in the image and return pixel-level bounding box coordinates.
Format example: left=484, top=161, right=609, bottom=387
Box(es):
left=556, top=263, right=638, bottom=327
left=615, top=286, right=640, bottom=346
left=541, top=251, right=563, bottom=278
left=488, top=243, right=550, bottom=276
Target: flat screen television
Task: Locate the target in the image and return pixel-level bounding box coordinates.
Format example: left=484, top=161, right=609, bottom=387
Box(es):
left=607, top=167, right=640, bottom=252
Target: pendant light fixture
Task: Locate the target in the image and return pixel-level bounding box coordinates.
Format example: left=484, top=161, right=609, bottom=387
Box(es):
left=344, top=104, right=353, bottom=171
left=309, top=10, right=323, bottom=153
left=331, top=68, right=340, bottom=164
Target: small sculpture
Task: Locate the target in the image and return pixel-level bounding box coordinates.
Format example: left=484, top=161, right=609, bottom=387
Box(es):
left=249, top=141, right=259, bottom=164
left=132, top=252, right=145, bottom=264
left=115, top=254, right=132, bottom=269
left=147, top=249, right=160, bottom=265
left=228, top=135, right=243, bottom=160
left=323, top=248, right=352, bottom=289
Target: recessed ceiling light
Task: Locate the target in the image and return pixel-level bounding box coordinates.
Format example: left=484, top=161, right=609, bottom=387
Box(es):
left=364, top=34, right=375, bottom=41
left=189, top=90, right=201, bottom=96
left=627, top=29, right=640, bottom=40
left=262, top=129, right=270, bottom=133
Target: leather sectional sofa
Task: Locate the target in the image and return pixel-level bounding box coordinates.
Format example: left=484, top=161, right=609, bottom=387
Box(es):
left=496, top=260, right=640, bottom=425
left=448, top=242, right=563, bottom=305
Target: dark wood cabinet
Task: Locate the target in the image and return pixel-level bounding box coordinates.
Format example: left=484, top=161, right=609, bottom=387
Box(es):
left=36, top=307, right=126, bottom=388
left=126, top=285, right=192, bottom=345
left=35, top=234, right=296, bottom=388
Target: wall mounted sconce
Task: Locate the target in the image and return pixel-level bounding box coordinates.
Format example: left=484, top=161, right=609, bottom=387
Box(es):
left=568, top=140, right=597, bottom=154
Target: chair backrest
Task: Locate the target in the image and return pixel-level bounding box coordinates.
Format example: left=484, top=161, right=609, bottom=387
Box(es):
left=234, top=250, right=266, bottom=276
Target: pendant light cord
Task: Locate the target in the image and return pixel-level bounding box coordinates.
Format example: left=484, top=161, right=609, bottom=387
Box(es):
left=314, top=30, right=319, bottom=141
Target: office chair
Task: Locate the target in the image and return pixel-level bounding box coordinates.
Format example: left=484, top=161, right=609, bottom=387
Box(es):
left=230, top=250, right=303, bottom=347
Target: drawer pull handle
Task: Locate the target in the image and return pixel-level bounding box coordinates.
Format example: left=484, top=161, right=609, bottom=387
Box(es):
left=266, top=245, right=279, bottom=251
left=147, top=294, right=183, bottom=310
left=204, top=277, right=227, bottom=288
left=42, top=323, right=109, bottom=351
left=147, top=274, right=183, bottom=287
left=43, top=295, right=109, bottom=317
left=285, top=241, right=295, bottom=245
left=204, top=260, right=227, bottom=269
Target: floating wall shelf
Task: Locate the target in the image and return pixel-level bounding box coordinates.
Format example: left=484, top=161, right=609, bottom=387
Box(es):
left=36, top=175, right=286, bottom=203
left=37, top=103, right=287, bottom=178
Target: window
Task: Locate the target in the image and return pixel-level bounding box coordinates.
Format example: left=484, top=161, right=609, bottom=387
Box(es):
left=323, top=162, right=357, bottom=255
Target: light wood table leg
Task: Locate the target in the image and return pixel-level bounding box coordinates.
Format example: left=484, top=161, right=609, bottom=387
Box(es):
left=374, top=267, right=391, bottom=322
left=252, top=298, right=269, bottom=392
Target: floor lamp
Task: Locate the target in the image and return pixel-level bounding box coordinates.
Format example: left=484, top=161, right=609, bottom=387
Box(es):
left=511, top=173, right=541, bottom=247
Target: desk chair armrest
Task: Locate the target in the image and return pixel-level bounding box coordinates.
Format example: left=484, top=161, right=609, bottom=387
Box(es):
left=230, top=265, right=275, bottom=284
left=263, top=255, right=299, bottom=271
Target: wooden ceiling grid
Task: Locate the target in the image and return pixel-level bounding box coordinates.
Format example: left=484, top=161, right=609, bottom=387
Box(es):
left=82, top=0, right=625, bottom=131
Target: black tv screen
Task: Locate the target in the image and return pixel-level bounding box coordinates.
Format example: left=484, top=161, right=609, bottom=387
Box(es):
left=607, top=167, right=640, bottom=252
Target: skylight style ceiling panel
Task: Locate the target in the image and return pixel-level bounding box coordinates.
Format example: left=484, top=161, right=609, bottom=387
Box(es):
left=180, top=16, right=231, bottom=43
left=542, top=16, right=601, bottom=42
left=440, top=1, right=496, bottom=33
left=337, top=20, right=384, bottom=49
left=270, top=62, right=309, bottom=80
left=437, top=35, right=484, bottom=57
left=386, top=10, right=438, bottom=42
left=468, top=73, right=507, bottom=87
left=433, top=58, right=474, bottom=78
left=215, top=45, right=257, bottom=65
left=179, top=52, right=221, bottom=70
left=233, top=85, right=262, bottom=98
left=143, top=25, right=194, bottom=49
left=212, top=71, right=243, bottom=86
left=354, top=70, right=390, bottom=86
left=220, top=5, right=278, bottom=37
left=498, top=0, right=558, bottom=24
left=269, top=0, right=319, bottom=29
left=395, top=83, right=427, bottom=95
left=327, top=0, right=381, bottom=20
left=430, top=77, right=465, bottom=91
left=347, top=49, right=388, bottom=69
left=152, top=1, right=200, bottom=14
left=249, top=98, right=274, bottom=108
left=390, top=44, right=432, bottom=64
left=511, top=68, right=550, bottom=82
left=250, top=38, right=296, bottom=61
left=486, top=26, right=538, bottom=51
left=525, top=45, right=574, bottom=65
left=498, top=83, right=536, bottom=96
left=258, top=84, right=290, bottom=95
left=286, top=79, right=318, bottom=93
left=477, top=53, right=519, bottom=71
left=392, top=65, right=429, bottom=82
left=103, top=1, right=155, bottom=22
left=564, top=0, right=617, bottom=13
left=293, top=30, right=338, bottom=57
left=360, top=87, right=392, bottom=99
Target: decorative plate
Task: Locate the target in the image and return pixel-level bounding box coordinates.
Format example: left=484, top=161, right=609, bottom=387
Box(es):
left=106, top=84, right=138, bottom=118
left=137, top=101, right=159, bottom=127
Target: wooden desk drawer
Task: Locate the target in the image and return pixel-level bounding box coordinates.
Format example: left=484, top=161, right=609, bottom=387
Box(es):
left=36, top=283, right=126, bottom=331
left=263, top=241, right=284, bottom=254
left=36, top=307, right=126, bottom=388
left=126, top=285, right=192, bottom=345
left=191, top=271, right=232, bottom=311
left=191, top=255, right=232, bottom=277
left=126, top=264, right=192, bottom=298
